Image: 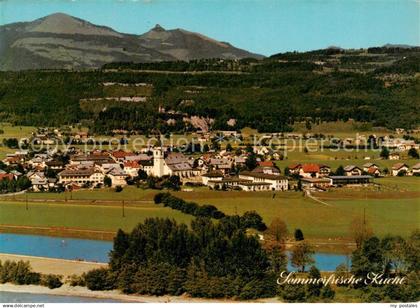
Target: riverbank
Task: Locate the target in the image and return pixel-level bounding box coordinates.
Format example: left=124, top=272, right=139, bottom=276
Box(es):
left=0, top=253, right=106, bottom=276
left=0, top=224, right=356, bottom=253
left=0, top=224, right=116, bottom=241
left=0, top=283, right=280, bottom=303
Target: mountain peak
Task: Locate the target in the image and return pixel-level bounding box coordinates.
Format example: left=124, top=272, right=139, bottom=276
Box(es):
left=27, top=12, right=122, bottom=37
left=43, top=12, right=76, bottom=20
left=151, top=24, right=165, bottom=32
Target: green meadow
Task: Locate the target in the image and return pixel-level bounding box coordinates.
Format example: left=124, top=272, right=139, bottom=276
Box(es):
left=1, top=176, right=417, bottom=240
left=0, top=201, right=193, bottom=232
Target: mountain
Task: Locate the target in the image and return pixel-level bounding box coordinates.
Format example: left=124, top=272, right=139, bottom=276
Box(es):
left=0, top=13, right=263, bottom=71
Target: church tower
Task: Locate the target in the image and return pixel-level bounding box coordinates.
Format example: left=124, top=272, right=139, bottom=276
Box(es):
left=153, top=148, right=165, bottom=177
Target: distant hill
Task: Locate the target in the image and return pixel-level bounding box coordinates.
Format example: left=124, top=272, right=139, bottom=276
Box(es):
left=0, top=13, right=263, bottom=71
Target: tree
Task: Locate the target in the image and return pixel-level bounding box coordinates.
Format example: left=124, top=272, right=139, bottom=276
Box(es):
left=281, top=283, right=306, bottom=302
left=408, top=148, right=419, bottom=159
left=41, top=274, right=63, bottom=289
left=284, top=167, right=290, bottom=176
left=350, top=216, right=374, bottom=248
left=291, top=241, right=315, bottom=272
left=335, top=165, right=345, bottom=176
left=297, top=179, right=302, bottom=191
left=104, top=176, right=112, bottom=187
left=202, top=144, right=210, bottom=152
left=137, top=170, right=148, bottom=180
left=266, top=218, right=288, bottom=242
left=85, top=268, right=116, bottom=291
left=241, top=211, right=267, bottom=231
left=226, top=143, right=233, bottom=152
left=245, top=152, right=257, bottom=171
left=321, top=284, right=335, bottom=300
left=109, top=229, right=129, bottom=271
left=380, top=235, right=406, bottom=274
left=294, top=229, right=304, bottom=241
left=267, top=244, right=287, bottom=274
left=380, top=147, right=390, bottom=159
left=306, top=266, right=322, bottom=298
left=351, top=237, right=384, bottom=285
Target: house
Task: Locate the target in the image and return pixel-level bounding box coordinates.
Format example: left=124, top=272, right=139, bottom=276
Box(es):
left=253, top=146, right=271, bottom=156
left=362, top=163, right=379, bottom=172
left=301, top=178, right=332, bottom=190
left=270, top=152, right=283, bottom=161
left=28, top=154, right=50, bottom=169
left=125, top=154, right=152, bottom=162
left=252, top=165, right=281, bottom=175
left=258, top=161, right=274, bottom=167
left=3, top=154, right=25, bottom=166
left=288, top=164, right=302, bottom=176
left=391, top=163, right=409, bottom=176
left=0, top=173, right=14, bottom=182
left=70, top=154, right=114, bottom=166
left=206, top=177, right=246, bottom=190
left=139, top=160, right=154, bottom=175
left=104, top=167, right=128, bottom=187
left=233, top=156, right=247, bottom=167
left=343, top=165, right=362, bottom=176
left=202, top=171, right=224, bottom=186
left=411, top=163, right=420, bottom=176
left=239, top=171, right=288, bottom=191
left=329, top=175, right=373, bottom=186
left=238, top=182, right=273, bottom=192
left=389, top=152, right=400, bottom=160
left=111, top=150, right=134, bottom=162
left=208, top=158, right=232, bottom=175
left=27, top=171, right=51, bottom=191
left=45, top=160, right=65, bottom=171
left=58, top=168, right=104, bottom=187
left=299, top=164, right=331, bottom=178
left=123, top=161, right=141, bottom=178
left=367, top=167, right=381, bottom=177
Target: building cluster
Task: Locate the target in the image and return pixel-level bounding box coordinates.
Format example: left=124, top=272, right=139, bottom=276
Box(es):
left=1, top=140, right=419, bottom=193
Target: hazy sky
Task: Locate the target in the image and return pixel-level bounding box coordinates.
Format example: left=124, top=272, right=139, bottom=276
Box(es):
left=0, top=0, right=418, bottom=56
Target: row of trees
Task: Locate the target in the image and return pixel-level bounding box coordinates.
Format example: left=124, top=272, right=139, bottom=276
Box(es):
left=346, top=231, right=419, bottom=302
left=0, top=177, right=31, bottom=194
left=1, top=48, right=419, bottom=132
left=0, top=260, right=63, bottom=289
left=83, top=217, right=279, bottom=299
left=154, top=193, right=267, bottom=231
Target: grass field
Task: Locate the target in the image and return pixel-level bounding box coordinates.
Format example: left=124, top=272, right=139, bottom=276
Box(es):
left=175, top=190, right=419, bottom=239
left=22, top=186, right=155, bottom=201
left=1, top=176, right=418, bottom=240
left=0, top=123, right=35, bottom=159
left=0, top=201, right=193, bottom=232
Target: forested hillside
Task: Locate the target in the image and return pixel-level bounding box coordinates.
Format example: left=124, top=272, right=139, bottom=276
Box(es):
left=0, top=47, right=418, bottom=133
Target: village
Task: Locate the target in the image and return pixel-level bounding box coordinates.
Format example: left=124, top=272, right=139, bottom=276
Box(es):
left=1, top=126, right=419, bottom=194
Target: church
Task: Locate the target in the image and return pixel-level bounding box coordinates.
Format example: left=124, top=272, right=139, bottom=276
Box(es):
left=147, top=149, right=201, bottom=179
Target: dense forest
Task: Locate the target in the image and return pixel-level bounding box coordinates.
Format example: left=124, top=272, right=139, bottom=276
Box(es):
left=0, top=47, right=418, bottom=133
left=77, top=216, right=419, bottom=302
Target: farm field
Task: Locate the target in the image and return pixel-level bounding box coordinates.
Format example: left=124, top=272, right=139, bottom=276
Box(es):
left=21, top=186, right=155, bottom=201
left=0, top=177, right=418, bottom=240
left=177, top=190, right=419, bottom=239
left=0, top=123, right=35, bottom=159
left=0, top=201, right=193, bottom=233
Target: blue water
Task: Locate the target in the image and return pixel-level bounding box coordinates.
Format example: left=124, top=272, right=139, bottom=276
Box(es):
left=0, top=233, right=113, bottom=263
left=0, top=233, right=350, bottom=271
left=286, top=251, right=350, bottom=272
left=0, top=291, right=123, bottom=303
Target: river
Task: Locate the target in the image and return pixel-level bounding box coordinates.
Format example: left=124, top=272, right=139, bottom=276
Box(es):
left=0, top=233, right=351, bottom=271
left=0, top=291, right=122, bottom=303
